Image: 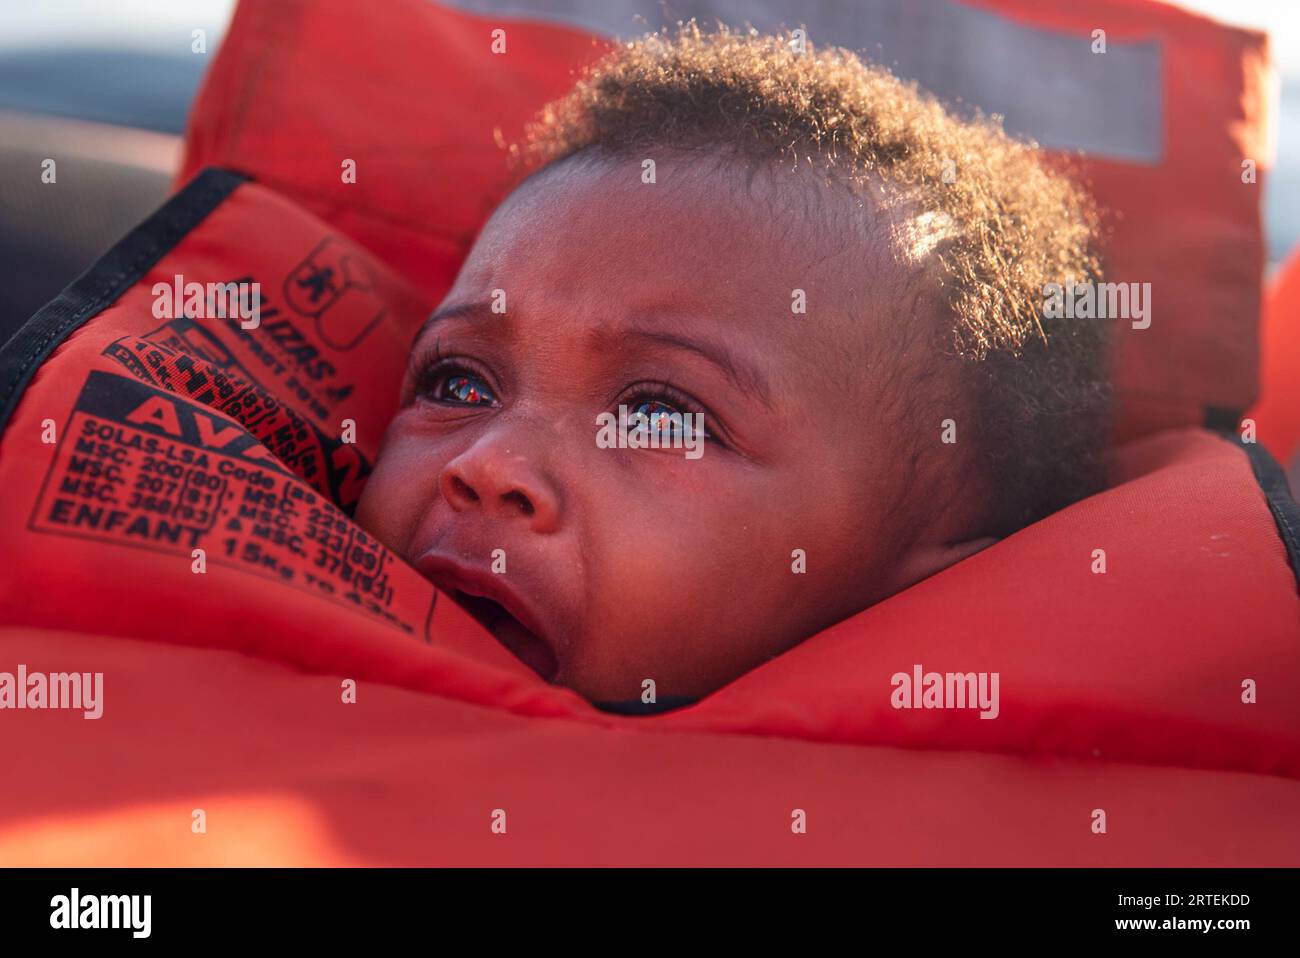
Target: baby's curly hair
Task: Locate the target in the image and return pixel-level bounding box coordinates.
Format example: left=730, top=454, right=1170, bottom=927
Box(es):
left=521, top=24, right=1111, bottom=536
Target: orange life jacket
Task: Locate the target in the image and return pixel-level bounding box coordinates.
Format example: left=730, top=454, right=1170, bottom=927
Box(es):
left=0, top=0, right=1296, bottom=865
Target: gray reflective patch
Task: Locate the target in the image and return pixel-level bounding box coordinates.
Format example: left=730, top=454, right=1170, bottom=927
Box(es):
left=442, top=0, right=1163, bottom=163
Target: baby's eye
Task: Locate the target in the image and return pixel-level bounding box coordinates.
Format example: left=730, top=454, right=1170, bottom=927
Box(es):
left=432, top=372, right=497, bottom=406
left=628, top=398, right=706, bottom=442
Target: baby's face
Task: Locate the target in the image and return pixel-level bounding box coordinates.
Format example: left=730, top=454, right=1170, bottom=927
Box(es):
left=357, top=154, right=957, bottom=702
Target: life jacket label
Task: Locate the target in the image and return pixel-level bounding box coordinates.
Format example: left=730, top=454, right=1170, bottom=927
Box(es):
left=28, top=370, right=433, bottom=637
left=102, top=317, right=369, bottom=509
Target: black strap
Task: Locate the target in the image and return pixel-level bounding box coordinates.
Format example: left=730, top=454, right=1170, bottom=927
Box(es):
left=0, top=167, right=247, bottom=436
left=1226, top=433, right=1300, bottom=595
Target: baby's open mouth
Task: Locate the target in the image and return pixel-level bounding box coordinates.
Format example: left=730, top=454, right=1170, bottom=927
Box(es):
left=414, top=552, right=561, bottom=682
left=451, top=590, right=559, bottom=682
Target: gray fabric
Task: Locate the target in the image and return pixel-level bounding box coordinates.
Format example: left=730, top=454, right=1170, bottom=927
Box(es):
left=442, top=0, right=1163, bottom=163
left=0, top=142, right=172, bottom=340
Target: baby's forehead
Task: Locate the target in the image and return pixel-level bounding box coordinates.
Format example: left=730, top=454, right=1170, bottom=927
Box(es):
left=510, top=148, right=907, bottom=250
left=442, top=155, right=945, bottom=423
left=492, top=150, right=930, bottom=330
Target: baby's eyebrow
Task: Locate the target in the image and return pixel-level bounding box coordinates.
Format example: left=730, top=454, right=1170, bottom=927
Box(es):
left=420, top=300, right=489, bottom=335
left=419, top=302, right=775, bottom=410
left=623, top=326, right=774, bottom=410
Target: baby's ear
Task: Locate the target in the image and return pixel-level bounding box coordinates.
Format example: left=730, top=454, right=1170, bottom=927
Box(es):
left=889, top=536, right=998, bottom=592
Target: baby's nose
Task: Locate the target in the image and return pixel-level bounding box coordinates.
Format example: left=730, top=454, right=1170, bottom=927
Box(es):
left=438, top=440, right=561, bottom=533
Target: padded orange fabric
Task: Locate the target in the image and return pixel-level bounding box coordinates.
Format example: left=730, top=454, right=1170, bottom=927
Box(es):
left=179, top=0, right=1273, bottom=440
left=0, top=170, right=1297, bottom=864
left=1250, top=248, right=1300, bottom=467
left=2, top=623, right=1298, bottom=867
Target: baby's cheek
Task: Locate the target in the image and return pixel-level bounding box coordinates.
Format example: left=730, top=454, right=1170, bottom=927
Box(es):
left=352, top=472, right=395, bottom=546
left=588, top=504, right=776, bottom=659
left=353, top=442, right=434, bottom=557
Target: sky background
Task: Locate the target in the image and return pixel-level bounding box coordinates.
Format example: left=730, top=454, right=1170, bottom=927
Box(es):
left=1176, top=0, right=1300, bottom=267
left=1175, top=0, right=1299, bottom=74
left=0, top=0, right=1295, bottom=66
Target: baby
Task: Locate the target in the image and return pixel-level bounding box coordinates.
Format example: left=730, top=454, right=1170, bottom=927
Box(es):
left=355, top=26, right=1110, bottom=705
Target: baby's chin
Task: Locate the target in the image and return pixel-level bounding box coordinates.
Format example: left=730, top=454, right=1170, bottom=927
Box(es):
left=554, top=633, right=764, bottom=706
left=474, top=603, right=796, bottom=706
